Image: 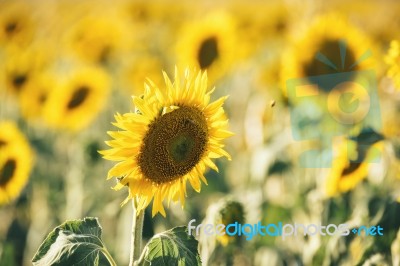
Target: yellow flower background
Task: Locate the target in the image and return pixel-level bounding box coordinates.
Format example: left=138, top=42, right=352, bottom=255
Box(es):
left=1, top=0, right=400, bottom=265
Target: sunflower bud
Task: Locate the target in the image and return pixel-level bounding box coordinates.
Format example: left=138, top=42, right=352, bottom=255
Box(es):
left=215, top=200, right=245, bottom=246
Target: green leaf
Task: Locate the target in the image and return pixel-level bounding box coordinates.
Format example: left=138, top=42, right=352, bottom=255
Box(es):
left=139, top=226, right=201, bottom=266
left=32, top=217, right=113, bottom=266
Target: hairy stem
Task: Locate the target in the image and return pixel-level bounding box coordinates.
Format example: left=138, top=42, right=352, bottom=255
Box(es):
left=129, top=198, right=145, bottom=266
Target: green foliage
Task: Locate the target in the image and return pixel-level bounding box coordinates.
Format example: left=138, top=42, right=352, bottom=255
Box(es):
left=32, top=217, right=114, bottom=266
left=357, top=200, right=400, bottom=265
left=138, top=226, right=201, bottom=266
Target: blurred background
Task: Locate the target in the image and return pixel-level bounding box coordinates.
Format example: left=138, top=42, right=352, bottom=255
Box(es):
left=1, top=0, right=400, bottom=265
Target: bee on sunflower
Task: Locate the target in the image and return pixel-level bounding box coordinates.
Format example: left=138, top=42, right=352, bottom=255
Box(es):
left=101, top=68, right=233, bottom=217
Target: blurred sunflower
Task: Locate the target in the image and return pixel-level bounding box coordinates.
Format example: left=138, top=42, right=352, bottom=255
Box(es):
left=326, top=130, right=384, bottom=196
left=118, top=52, right=165, bottom=96
left=381, top=100, right=400, bottom=139
left=230, top=1, right=290, bottom=50
left=1, top=45, right=50, bottom=96
left=0, top=121, right=34, bottom=205
left=18, top=72, right=55, bottom=120
left=43, top=65, right=110, bottom=131
left=101, top=68, right=233, bottom=217
left=123, top=0, right=186, bottom=27
left=119, top=0, right=186, bottom=62
left=331, top=0, right=400, bottom=46
left=175, top=11, right=238, bottom=84
left=385, top=40, right=400, bottom=90
left=121, top=0, right=189, bottom=51
left=281, top=14, right=376, bottom=96
left=64, top=12, right=130, bottom=65
left=215, top=200, right=245, bottom=246
left=0, top=0, right=36, bottom=47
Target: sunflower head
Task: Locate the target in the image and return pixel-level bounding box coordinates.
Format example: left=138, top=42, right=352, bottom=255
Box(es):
left=101, top=67, right=233, bottom=217
left=215, top=200, right=245, bottom=246
left=0, top=121, right=33, bottom=205
left=325, top=134, right=383, bottom=197
left=118, top=53, right=165, bottom=96
left=175, top=11, right=238, bottom=84
left=0, top=1, right=35, bottom=47
left=17, top=71, right=55, bottom=120
left=43, top=65, right=110, bottom=132
left=1, top=44, right=51, bottom=96
left=64, top=11, right=130, bottom=65
left=281, top=13, right=377, bottom=97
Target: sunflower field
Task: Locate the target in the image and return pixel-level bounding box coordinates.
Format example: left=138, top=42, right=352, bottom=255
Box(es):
left=1, top=0, right=400, bottom=265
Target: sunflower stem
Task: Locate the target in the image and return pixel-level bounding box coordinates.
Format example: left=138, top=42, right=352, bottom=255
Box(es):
left=129, top=198, right=145, bottom=266
left=102, top=247, right=117, bottom=266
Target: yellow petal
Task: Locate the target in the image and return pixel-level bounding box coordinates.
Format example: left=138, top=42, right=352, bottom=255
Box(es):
left=188, top=173, right=201, bottom=192
left=203, top=157, right=219, bottom=172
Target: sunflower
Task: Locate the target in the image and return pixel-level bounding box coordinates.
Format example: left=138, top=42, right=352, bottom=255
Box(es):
left=230, top=1, right=291, bottom=50
left=123, top=0, right=187, bottom=27
left=101, top=68, right=233, bottom=217
left=330, top=0, right=400, bottom=46
left=281, top=14, right=377, bottom=97
left=18, top=71, right=55, bottom=120
left=385, top=40, right=400, bottom=90
left=63, top=10, right=131, bottom=65
left=1, top=44, right=50, bottom=96
left=117, top=52, right=165, bottom=97
left=215, top=200, right=245, bottom=246
left=43, top=65, right=110, bottom=131
left=0, top=121, right=34, bottom=205
left=326, top=134, right=383, bottom=197
left=0, top=0, right=36, bottom=48
left=175, top=11, right=238, bottom=84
